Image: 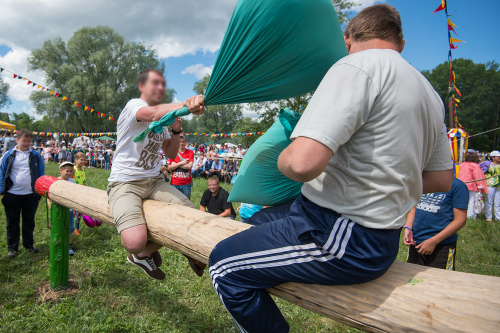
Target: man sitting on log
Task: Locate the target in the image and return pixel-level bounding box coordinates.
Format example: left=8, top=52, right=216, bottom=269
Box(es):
left=107, top=68, right=205, bottom=281
left=209, top=4, right=453, bottom=333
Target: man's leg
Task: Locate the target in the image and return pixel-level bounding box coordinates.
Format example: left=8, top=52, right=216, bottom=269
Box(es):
left=2, top=193, right=22, bottom=253
left=209, top=198, right=400, bottom=333
left=20, top=194, right=40, bottom=250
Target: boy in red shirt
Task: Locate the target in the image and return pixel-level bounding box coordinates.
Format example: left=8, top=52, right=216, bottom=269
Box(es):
left=167, top=135, right=194, bottom=199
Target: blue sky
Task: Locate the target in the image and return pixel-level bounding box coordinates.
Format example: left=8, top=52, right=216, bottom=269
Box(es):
left=0, top=0, right=498, bottom=120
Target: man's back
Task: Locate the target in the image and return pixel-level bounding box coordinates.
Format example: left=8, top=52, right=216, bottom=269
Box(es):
left=293, top=49, right=451, bottom=229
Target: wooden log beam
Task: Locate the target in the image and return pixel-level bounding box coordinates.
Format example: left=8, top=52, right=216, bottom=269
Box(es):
left=35, top=176, right=500, bottom=332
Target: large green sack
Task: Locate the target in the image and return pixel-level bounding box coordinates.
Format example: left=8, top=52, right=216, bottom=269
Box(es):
left=134, top=0, right=347, bottom=142
left=228, top=108, right=303, bottom=206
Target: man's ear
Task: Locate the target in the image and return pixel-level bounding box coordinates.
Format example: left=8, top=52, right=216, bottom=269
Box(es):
left=344, top=36, right=351, bottom=53
left=399, top=40, right=406, bottom=53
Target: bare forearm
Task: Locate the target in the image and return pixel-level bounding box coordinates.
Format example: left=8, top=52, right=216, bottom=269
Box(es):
left=165, top=136, right=180, bottom=159
left=219, top=209, right=231, bottom=217
left=137, top=103, right=185, bottom=122
left=405, top=206, right=416, bottom=227
left=200, top=206, right=207, bottom=212
left=180, top=162, right=193, bottom=170
left=429, top=218, right=466, bottom=244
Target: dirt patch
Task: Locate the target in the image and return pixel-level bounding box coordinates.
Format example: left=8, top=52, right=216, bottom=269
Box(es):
left=35, top=279, right=79, bottom=304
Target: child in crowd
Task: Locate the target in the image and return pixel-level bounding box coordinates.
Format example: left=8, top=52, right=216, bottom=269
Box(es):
left=160, top=166, right=169, bottom=182
left=97, top=149, right=104, bottom=168
left=404, top=178, right=468, bottom=270
left=43, top=144, right=52, bottom=164
left=72, top=152, right=86, bottom=235
left=58, top=144, right=67, bottom=164
left=47, top=162, right=77, bottom=255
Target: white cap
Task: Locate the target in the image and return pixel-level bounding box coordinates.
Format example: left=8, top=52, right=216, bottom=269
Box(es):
left=491, top=151, right=500, bottom=157
left=59, top=161, right=74, bottom=168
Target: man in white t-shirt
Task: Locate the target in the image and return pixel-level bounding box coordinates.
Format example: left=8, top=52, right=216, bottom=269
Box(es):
left=107, top=68, right=204, bottom=281
left=208, top=5, right=453, bottom=332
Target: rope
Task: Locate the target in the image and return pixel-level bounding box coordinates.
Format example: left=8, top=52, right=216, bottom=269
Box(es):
left=468, top=127, right=500, bottom=138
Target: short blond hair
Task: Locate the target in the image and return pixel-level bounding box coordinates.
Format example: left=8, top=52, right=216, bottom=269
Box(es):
left=75, top=152, right=86, bottom=160
left=344, top=4, right=404, bottom=46
left=207, top=176, right=219, bottom=184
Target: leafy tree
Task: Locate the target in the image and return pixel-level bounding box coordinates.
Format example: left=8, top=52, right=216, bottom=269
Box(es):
left=422, top=59, right=500, bottom=151
left=28, top=26, right=172, bottom=133
left=10, top=112, right=35, bottom=130
left=192, top=75, right=243, bottom=134
left=234, top=117, right=264, bottom=146
left=0, top=78, right=11, bottom=111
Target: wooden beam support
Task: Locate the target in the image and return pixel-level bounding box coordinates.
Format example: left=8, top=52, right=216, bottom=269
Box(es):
left=35, top=176, right=500, bottom=332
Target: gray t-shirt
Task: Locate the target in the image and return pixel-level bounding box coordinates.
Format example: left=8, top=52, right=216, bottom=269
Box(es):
left=291, top=49, right=452, bottom=229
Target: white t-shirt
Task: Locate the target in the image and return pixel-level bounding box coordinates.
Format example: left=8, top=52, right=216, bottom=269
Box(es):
left=291, top=49, right=452, bottom=229
left=8, top=148, right=33, bottom=195
left=108, top=98, right=170, bottom=182
left=60, top=177, right=76, bottom=184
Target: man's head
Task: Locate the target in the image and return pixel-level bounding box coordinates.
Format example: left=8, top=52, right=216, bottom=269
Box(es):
left=137, top=68, right=166, bottom=106
left=207, top=176, right=220, bottom=193
left=344, top=4, right=404, bottom=54
left=16, top=130, right=33, bottom=151
left=214, top=157, right=219, bottom=163
left=179, top=135, right=187, bottom=149
left=59, top=161, right=74, bottom=180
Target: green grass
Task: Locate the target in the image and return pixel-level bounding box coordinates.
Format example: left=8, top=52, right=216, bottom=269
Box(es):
left=0, top=163, right=499, bottom=332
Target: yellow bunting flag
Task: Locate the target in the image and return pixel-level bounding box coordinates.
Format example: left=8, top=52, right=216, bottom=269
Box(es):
left=73, top=101, right=78, bottom=106
left=84, top=106, right=89, bottom=111
left=50, top=91, right=55, bottom=95
left=450, top=38, right=465, bottom=43
left=37, top=85, right=41, bottom=89
left=91, top=109, right=94, bottom=113
left=447, top=18, right=457, bottom=27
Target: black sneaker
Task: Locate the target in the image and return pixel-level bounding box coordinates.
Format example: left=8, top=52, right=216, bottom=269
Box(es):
left=127, top=253, right=165, bottom=281
left=26, top=247, right=39, bottom=254
left=151, top=250, right=162, bottom=267
left=7, top=250, right=18, bottom=258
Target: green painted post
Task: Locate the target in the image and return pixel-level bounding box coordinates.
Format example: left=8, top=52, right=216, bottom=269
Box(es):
left=49, top=202, right=70, bottom=290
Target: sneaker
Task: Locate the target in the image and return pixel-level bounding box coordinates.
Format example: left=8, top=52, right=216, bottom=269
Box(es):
left=26, top=247, right=39, bottom=254
left=126, top=253, right=165, bottom=281
left=69, top=246, right=75, bottom=256
left=151, top=250, right=162, bottom=267
left=183, top=254, right=206, bottom=277
left=7, top=250, right=18, bottom=258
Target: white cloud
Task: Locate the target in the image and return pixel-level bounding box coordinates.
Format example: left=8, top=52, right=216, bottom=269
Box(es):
left=351, top=0, right=387, bottom=12
left=182, top=64, right=214, bottom=79
left=22, top=105, right=42, bottom=120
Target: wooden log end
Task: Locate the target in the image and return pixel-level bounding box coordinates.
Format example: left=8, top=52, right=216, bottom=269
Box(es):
left=35, top=175, right=60, bottom=198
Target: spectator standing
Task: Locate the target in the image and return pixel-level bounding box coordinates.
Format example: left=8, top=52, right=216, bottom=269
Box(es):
left=3, top=132, right=16, bottom=155
left=482, top=151, right=500, bottom=222
left=458, top=152, right=487, bottom=219
left=200, top=177, right=236, bottom=219
left=104, top=149, right=111, bottom=170
left=0, top=130, right=45, bottom=258
left=404, top=178, right=468, bottom=270
left=237, top=143, right=246, bottom=156
left=167, top=135, right=194, bottom=199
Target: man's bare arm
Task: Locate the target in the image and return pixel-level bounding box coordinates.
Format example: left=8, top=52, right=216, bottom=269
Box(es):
left=136, top=103, right=185, bottom=122
left=422, top=170, right=453, bottom=194
left=278, top=137, right=333, bottom=183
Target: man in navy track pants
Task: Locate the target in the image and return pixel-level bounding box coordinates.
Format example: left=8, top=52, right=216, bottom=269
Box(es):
left=209, top=4, right=454, bottom=332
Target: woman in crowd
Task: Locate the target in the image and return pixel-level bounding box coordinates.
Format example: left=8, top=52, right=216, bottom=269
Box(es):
left=458, top=152, right=487, bottom=219
left=223, top=159, right=238, bottom=184
left=481, top=151, right=500, bottom=222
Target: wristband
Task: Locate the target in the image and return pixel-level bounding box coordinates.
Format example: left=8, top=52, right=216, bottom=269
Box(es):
left=171, top=128, right=182, bottom=135
left=403, top=226, right=413, bottom=231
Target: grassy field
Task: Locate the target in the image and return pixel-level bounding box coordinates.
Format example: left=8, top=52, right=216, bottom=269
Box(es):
left=0, top=163, right=499, bottom=332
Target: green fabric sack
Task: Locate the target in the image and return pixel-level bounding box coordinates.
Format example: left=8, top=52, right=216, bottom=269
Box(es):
left=228, top=108, right=303, bottom=206
left=134, top=0, right=347, bottom=143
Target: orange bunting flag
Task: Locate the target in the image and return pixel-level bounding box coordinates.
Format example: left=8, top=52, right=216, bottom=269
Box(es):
left=90, top=109, right=94, bottom=113
left=454, top=84, right=462, bottom=97
left=109, top=116, right=112, bottom=121
left=450, top=38, right=465, bottom=44
left=447, top=18, right=456, bottom=27
left=50, top=91, right=55, bottom=95
left=84, top=106, right=89, bottom=111
left=431, top=0, right=446, bottom=14
left=37, top=85, right=41, bottom=89
left=62, top=96, right=68, bottom=101
left=73, top=101, right=78, bottom=106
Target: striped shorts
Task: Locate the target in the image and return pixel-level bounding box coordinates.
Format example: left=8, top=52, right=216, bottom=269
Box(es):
left=209, top=195, right=401, bottom=333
